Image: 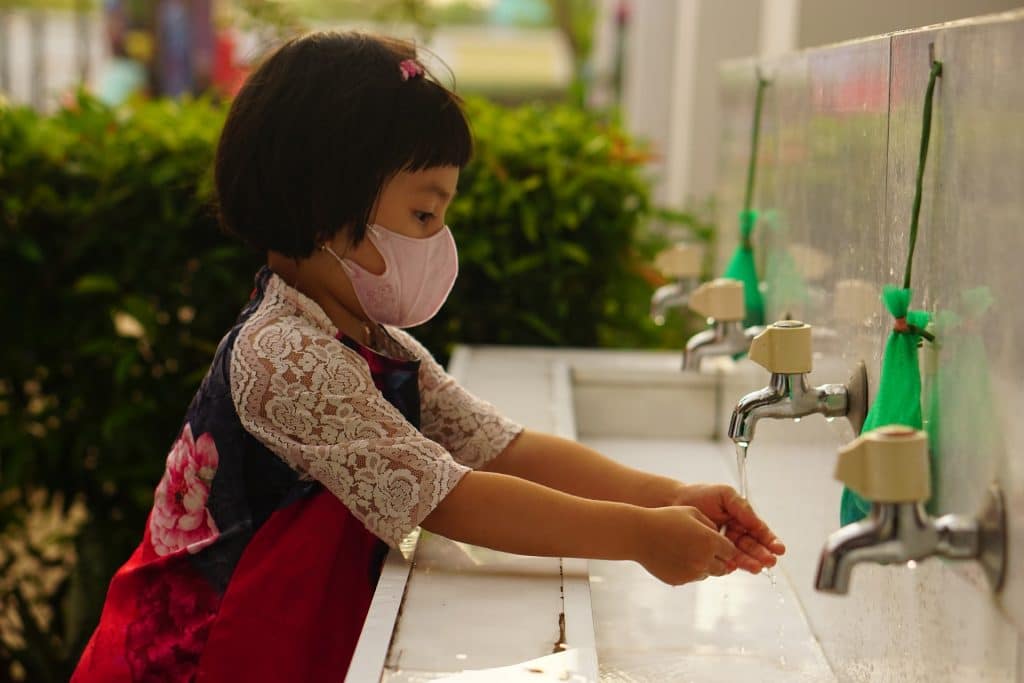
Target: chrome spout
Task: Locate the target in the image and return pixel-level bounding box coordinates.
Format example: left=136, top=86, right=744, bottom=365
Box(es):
left=727, top=371, right=853, bottom=444
left=682, top=321, right=763, bottom=371
left=815, top=486, right=1007, bottom=595
left=650, top=277, right=698, bottom=325
left=815, top=502, right=934, bottom=594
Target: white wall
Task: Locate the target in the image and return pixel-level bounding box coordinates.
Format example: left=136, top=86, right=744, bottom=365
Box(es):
left=614, top=0, right=1023, bottom=210
left=716, top=11, right=1024, bottom=679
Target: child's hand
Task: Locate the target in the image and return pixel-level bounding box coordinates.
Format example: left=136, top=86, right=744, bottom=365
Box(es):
left=633, top=506, right=741, bottom=585
left=665, top=484, right=786, bottom=574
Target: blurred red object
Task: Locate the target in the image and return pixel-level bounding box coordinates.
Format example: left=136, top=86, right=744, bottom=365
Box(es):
left=212, top=28, right=248, bottom=98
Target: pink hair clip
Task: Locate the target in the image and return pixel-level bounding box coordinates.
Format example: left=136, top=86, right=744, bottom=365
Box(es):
left=399, top=59, right=424, bottom=81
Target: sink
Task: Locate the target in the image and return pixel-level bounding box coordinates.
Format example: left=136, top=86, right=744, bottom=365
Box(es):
left=570, top=355, right=770, bottom=441
left=571, top=361, right=719, bottom=440
left=361, top=345, right=1016, bottom=682
left=567, top=353, right=1015, bottom=682
left=580, top=438, right=835, bottom=682
left=569, top=354, right=838, bottom=682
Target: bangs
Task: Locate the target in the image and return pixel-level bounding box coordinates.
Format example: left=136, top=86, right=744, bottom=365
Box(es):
left=389, top=82, right=473, bottom=173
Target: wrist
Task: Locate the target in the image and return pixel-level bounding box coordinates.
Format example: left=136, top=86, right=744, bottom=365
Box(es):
left=591, top=499, right=648, bottom=561
left=633, top=474, right=688, bottom=508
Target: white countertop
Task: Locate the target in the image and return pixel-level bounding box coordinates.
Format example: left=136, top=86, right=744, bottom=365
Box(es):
left=348, top=345, right=840, bottom=682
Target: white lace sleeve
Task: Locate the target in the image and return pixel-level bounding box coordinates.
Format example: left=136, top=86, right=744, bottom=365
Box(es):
left=386, top=329, right=524, bottom=470
left=230, top=313, right=470, bottom=549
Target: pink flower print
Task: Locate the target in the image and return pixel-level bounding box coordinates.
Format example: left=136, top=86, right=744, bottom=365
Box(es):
left=149, top=424, right=220, bottom=556
left=399, top=59, right=424, bottom=81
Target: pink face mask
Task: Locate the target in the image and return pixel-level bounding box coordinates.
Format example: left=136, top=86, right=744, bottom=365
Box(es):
left=323, top=223, right=459, bottom=328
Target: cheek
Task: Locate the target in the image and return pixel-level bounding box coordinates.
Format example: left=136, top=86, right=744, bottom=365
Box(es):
left=371, top=207, right=420, bottom=239
left=348, top=236, right=386, bottom=276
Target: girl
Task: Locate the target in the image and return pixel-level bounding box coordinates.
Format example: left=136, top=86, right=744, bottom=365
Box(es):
left=73, top=31, right=784, bottom=682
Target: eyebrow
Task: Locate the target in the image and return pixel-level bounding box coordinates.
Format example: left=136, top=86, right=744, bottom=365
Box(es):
left=418, top=183, right=455, bottom=202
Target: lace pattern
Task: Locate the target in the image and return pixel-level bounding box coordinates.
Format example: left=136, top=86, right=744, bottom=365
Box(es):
left=379, top=329, right=524, bottom=469
left=229, top=273, right=522, bottom=548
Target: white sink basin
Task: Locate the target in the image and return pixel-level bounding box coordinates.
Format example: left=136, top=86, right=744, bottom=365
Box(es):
left=569, top=356, right=1015, bottom=682
left=576, top=435, right=835, bottom=682
left=559, top=351, right=836, bottom=681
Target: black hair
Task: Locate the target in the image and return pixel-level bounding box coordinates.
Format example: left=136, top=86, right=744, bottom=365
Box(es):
left=214, top=31, right=472, bottom=258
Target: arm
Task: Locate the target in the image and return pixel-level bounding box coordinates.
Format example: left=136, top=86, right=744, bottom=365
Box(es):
left=482, top=429, right=684, bottom=507
left=483, top=430, right=786, bottom=571
left=422, top=469, right=739, bottom=584
left=423, top=469, right=639, bottom=560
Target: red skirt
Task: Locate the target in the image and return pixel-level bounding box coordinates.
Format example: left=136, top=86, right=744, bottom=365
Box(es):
left=72, top=489, right=386, bottom=682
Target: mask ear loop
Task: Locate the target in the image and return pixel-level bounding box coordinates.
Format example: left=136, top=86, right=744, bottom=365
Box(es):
left=318, top=242, right=376, bottom=345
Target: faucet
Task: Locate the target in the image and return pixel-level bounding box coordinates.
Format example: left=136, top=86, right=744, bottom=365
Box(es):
left=651, top=278, right=699, bottom=325
left=727, top=320, right=869, bottom=443
left=650, top=243, right=703, bottom=325
left=682, top=278, right=765, bottom=371
left=815, top=426, right=1007, bottom=594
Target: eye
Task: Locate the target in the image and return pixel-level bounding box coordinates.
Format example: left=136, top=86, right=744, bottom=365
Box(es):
left=413, top=211, right=435, bottom=224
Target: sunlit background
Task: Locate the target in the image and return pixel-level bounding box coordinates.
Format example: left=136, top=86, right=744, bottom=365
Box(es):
left=3, top=0, right=1019, bottom=206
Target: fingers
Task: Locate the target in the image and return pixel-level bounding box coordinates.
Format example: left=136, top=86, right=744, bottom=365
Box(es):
left=690, top=508, right=739, bottom=571
left=724, top=525, right=778, bottom=573
left=714, top=530, right=738, bottom=558
left=723, top=494, right=786, bottom=555
left=707, top=556, right=733, bottom=577
left=688, top=507, right=718, bottom=531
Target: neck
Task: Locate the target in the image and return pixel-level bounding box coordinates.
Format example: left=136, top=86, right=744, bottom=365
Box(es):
left=267, top=251, right=374, bottom=345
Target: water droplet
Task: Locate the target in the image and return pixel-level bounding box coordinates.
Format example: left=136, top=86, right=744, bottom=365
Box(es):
left=907, top=560, right=918, bottom=569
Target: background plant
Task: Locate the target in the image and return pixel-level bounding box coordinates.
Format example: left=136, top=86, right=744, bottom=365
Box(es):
left=0, top=91, right=709, bottom=680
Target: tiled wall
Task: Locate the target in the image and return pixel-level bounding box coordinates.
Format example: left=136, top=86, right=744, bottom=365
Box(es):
left=717, top=10, right=1024, bottom=682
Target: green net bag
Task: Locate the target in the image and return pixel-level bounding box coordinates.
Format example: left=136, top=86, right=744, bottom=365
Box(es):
left=723, top=209, right=765, bottom=327
left=839, top=286, right=931, bottom=525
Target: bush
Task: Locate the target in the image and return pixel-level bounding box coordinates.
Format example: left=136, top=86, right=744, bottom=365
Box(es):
left=0, top=92, right=705, bottom=679
left=416, top=98, right=699, bottom=352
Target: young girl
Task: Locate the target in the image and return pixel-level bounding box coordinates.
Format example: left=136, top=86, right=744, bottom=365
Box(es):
left=73, top=31, right=784, bottom=682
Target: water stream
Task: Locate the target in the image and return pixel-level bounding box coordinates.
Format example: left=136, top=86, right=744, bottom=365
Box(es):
left=735, top=441, right=750, bottom=499
left=736, top=440, right=789, bottom=668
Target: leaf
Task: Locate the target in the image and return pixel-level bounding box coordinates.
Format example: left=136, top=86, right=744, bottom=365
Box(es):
left=16, top=238, right=44, bottom=263
left=518, top=311, right=563, bottom=344
left=73, top=274, right=118, bottom=294
left=559, top=242, right=590, bottom=265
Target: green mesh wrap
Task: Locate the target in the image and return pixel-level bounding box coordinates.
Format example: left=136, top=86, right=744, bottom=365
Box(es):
left=723, top=209, right=764, bottom=327
left=840, top=286, right=931, bottom=525
left=923, top=288, right=997, bottom=516
left=765, top=247, right=809, bottom=317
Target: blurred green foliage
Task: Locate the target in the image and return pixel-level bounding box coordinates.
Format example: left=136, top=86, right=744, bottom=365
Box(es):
left=0, top=92, right=708, bottom=679
left=0, top=93, right=258, bottom=681
left=418, top=97, right=700, bottom=352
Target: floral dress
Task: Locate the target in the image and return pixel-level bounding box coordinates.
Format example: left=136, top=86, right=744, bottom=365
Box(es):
left=72, top=266, right=523, bottom=682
